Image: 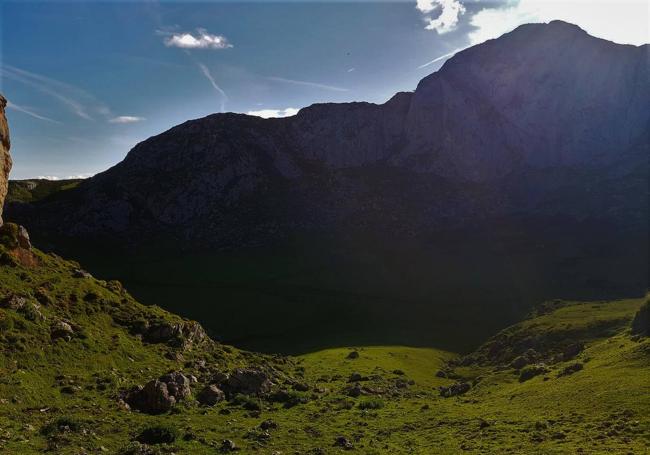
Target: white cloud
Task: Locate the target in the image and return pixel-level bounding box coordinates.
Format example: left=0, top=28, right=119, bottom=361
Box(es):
left=197, top=63, right=228, bottom=112
left=416, top=0, right=466, bottom=34
left=163, top=29, right=233, bottom=49
left=267, top=77, right=349, bottom=92
left=37, top=176, right=60, bottom=181
left=246, top=108, right=300, bottom=119
left=469, top=0, right=649, bottom=46
left=109, top=116, right=145, bottom=124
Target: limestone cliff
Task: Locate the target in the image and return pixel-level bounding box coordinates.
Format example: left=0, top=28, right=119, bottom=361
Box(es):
left=0, top=94, right=12, bottom=226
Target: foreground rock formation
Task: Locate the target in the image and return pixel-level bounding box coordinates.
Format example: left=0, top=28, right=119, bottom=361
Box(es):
left=0, top=95, right=11, bottom=226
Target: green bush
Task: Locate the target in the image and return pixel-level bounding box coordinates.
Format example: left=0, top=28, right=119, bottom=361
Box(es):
left=358, top=398, right=385, bottom=410
left=0, top=223, right=19, bottom=249
left=232, top=393, right=262, bottom=411
left=0, top=312, right=13, bottom=331
left=136, top=423, right=179, bottom=444
left=40, top=416, right=84, bottom=436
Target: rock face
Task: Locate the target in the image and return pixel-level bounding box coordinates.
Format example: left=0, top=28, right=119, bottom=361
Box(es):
left=0, top=95, right=11, bottom=226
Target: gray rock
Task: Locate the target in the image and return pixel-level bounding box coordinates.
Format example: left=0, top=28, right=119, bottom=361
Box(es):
left=439, top=382, right=471, bottom=398
left=225, top=368, right=272, bottom=396
left=126, top=371, right=191, bottom=414
left=50, top=321, right=74, bottom=341
left=197, top=384, right=225, bottom=406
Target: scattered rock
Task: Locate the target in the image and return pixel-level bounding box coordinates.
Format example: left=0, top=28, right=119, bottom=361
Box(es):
left=220, top=439, right=238, bottom=452
left=346, top=351, right=359, bottom=359
left=439, top=382, right=471, bottom=398
left=1, top=294, right=26, bottom=310
left=16, top=225, right=30, bottom=249
left=225, top=368, right=272, bottom=396
left=561, top=342, right=584, bottom=361
left=348, top=372, right=365, bottom=382
left=519, top=364, right=548, bottom=382
left=260, top=419, right=278, bottom=431
left=333, top=436, right=353, bottom=450
left=72, top=269, right=92, bottom=279
left=557, top=362, right=583, bottom=377
left=126, top=371, right=191, bottom=414
left=197, top=384, right=225, bottom=406
left=50, top=321, right=74, bottom=341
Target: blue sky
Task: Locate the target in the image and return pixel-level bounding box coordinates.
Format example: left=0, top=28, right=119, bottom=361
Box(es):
left=1, top=0, right=647, bottom=179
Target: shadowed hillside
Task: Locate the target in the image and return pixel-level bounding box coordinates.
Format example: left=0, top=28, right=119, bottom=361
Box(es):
left=6, top=21, right=649, bottom=352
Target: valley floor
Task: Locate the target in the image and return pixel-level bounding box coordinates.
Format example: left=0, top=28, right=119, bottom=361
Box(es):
left=0, top=235, right=648, bottom=454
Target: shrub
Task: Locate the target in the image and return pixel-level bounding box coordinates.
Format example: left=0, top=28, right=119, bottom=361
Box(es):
left=0, top=223, right=19, bottom=249
left=519, top=364, right=548, bottom=382
left=40, top=416, right=84, bottom=436
left=135, top=423, right=179, bottom=445
left=0, top=312, right=13, bottom=331
left=358, top=398, right=384, bottom=410
left=232, top=393, right=261, bottom=411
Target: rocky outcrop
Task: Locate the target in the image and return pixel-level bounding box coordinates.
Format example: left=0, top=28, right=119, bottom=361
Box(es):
left=126, top=371, right=192, bottom=414
left=0, top=95, right=11, bottom=226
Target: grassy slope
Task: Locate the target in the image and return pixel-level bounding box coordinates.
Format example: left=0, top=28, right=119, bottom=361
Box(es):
left=6, top=179, right=82, bottom=204
left=0, top=238, right=648, bottom=453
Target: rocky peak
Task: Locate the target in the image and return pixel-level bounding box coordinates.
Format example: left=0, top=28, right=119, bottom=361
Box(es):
left=0, top=94, right=11, bottom=226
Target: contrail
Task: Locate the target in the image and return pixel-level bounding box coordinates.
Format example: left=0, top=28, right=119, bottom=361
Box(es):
left=417, top=47, right=466, bottom=69
left=197, top=62, right=228, bottom=112
left=267, top=76, right=349, bottom=92
left=6, top=100, right=61, bottom=124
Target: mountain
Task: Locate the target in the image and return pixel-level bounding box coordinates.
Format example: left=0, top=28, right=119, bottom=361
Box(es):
left=6, top=21, right=649, bottom=352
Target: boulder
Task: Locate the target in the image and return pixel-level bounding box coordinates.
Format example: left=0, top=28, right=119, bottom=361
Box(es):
left=143, top=320, right=207, bottom=350
left=519, top=364, right=548, bottom=382
left=126, top=371, right=191, bottom=414
left=225, top=368, right=272, bottom=396
left=50, top=321, right=74, bottom=341
left=16, top=225, right=30, bottom=249
left=439, top=382, right=471, bottom=398
left=561, top=342, right=584, bottom=361
left=197, top=384, right=225, bottom=406
left=1, top=294, right=26, bottom=310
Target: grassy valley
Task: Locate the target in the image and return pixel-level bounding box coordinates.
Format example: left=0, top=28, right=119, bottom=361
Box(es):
left=0, top=224, right=648, bottom=454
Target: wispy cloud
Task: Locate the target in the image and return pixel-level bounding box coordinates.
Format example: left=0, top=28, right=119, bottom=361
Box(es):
left=162, top=28, right=233, bottom=50
left=1, top=65, right=111, bottom=121
left=197, top=63, right=228, bottom=112
left=6, top=100, right=61, bottom=124
left=267, top=77, right=349, bottom=92
left=109, top=116, right=146, bottom=124
left=417, top=47, right=466, bottom=69
left=246, top=107, right=300, bottom=119
left=416, top=0, right=466, bottom=34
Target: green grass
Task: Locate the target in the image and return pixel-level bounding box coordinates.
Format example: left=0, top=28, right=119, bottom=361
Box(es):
left=0, top=232, right=648, bottom=453
left=7, top=179, right=83, bottom=204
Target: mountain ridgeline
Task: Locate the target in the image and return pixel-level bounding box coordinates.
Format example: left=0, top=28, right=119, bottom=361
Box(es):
left=7, top=21, right=649, bottom=352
